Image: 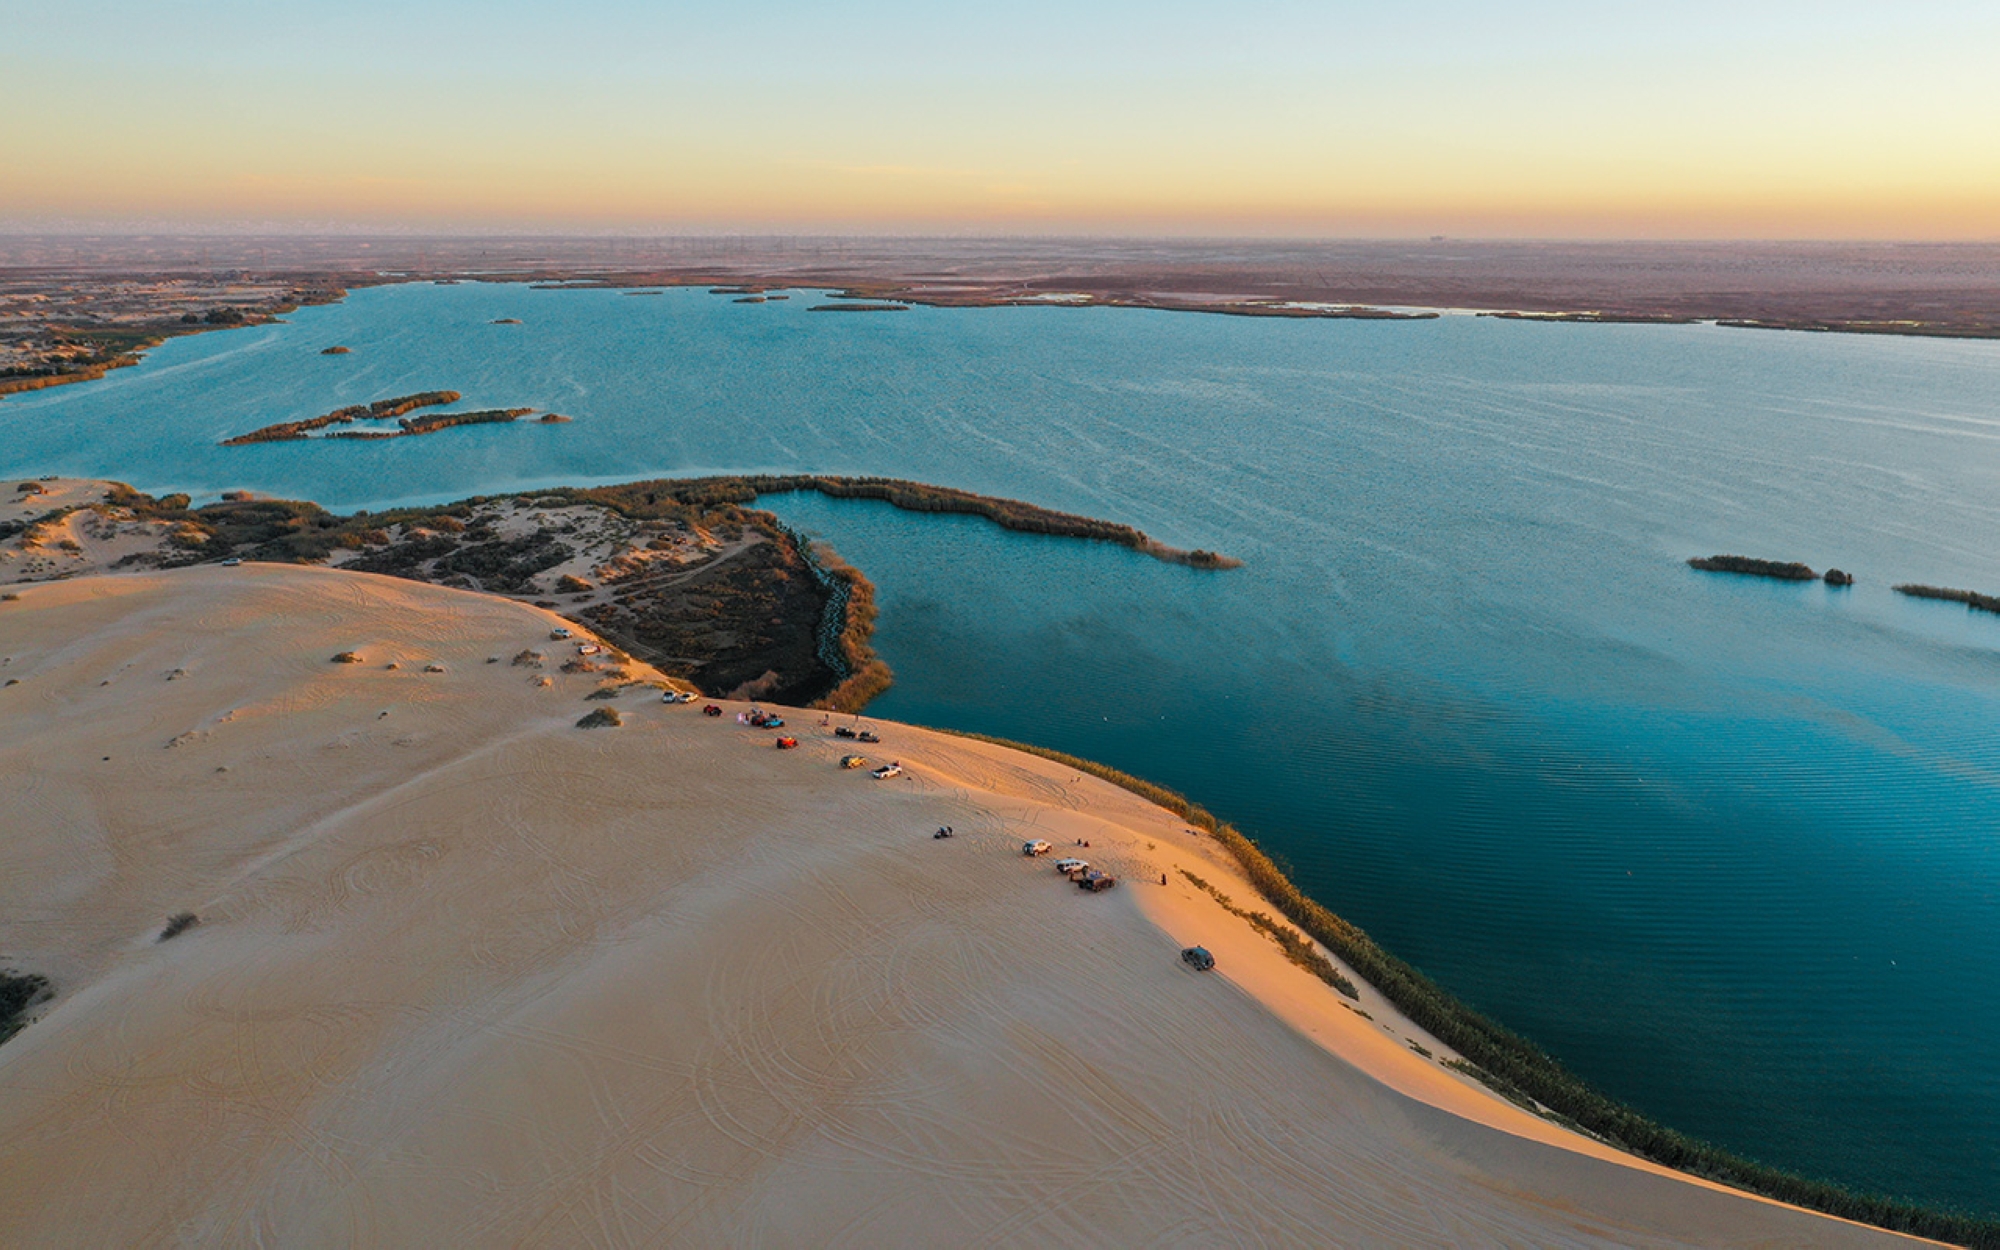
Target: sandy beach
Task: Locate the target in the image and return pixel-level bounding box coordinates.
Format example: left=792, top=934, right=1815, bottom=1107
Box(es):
left=0, top=566, right=1930, bottom=1246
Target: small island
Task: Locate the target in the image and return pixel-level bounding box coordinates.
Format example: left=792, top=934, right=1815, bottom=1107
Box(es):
left=538, top=413, right=573, bottom=424
left=320, top=346, right=352, bottom=355
left=1894, top=582, right=2000, bottom=615
left=221, top=392, right=550, bottom=445
left=1688, top=554, right=1818, bottom=581
left=327, top=408, right=534, bottom=440
left=808, top=303, right=909, bottom=313
left=490, top=318, right=522, bottom=325
left=1689, top=555, right=1859, bottom=586
left=223, top=391, right=463, bottom=444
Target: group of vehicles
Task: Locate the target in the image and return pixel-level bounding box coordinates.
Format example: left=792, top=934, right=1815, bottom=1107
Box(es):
left=534, top=648, right=1197, bottom=977
left=674, top=696, right=897, bottom=774
left=542, top=625, right=888, bottom=769
left=838, top=753, right=899, bottom=778
left=1024, top=841, right=1117, bottom=891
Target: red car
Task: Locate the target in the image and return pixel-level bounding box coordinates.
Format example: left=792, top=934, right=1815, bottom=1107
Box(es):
left=702, top=704, right=724, bottom=717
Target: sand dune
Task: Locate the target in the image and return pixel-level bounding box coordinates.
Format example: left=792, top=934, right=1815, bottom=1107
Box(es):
left=0, top=567, right=1923, bottom=1246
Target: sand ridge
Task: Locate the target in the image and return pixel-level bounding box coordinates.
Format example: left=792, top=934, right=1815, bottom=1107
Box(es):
left=0, top=566, right=1926, bottom=1246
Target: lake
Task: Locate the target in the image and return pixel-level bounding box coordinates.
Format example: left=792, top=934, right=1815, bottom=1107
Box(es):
left=5, top=282, right=1998, bottom=1213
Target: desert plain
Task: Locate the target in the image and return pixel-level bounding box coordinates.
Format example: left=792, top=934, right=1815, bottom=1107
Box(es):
left=0, top=564, right=1931, bottom=1246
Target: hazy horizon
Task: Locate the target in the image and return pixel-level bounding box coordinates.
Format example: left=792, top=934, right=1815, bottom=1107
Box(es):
left=6, top=1, right=1997, bottom=240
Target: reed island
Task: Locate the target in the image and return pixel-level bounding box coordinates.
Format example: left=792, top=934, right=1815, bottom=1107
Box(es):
left=221, top=391, right=543, bottom=445
left=1690, top=554, right=1853, bottom=585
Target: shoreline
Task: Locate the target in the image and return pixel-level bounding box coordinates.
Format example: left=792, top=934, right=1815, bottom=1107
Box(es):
left=6, top=486, right=1997, bottom=1235
left=6, top=484, right=1997, bottom=1240
left=937, top=729, right=1995, bottom=1245
left=0, top=282, right=349, bottom=402
left=0, top=563, right=1963, bottom=1244
left=5, top=267, right=1996, bottom=412
left=0, top=474, right=1231, bottom=711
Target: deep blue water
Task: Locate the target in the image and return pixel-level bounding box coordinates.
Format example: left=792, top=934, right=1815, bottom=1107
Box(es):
left=5, top=283, right=1999, bottom=1213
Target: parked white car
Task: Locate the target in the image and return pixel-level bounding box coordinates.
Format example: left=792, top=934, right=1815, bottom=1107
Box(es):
left=1023, top=839, right=1053, bottom=857
left=870, top=763, right=903, bottom=780
left=1054, top=858, right=1089, bottom=876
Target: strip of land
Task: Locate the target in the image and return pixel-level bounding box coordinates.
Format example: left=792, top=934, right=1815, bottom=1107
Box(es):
left=1894, top=582, right=2000, bottom=614
left=1689, top=554, right=1861, bottom=586
left=686, top=473, right=1242, bottom=568
left=1689, top=554, right=1820, bottom=581
left=6, top=237, right=1998, bottom=404
left=221, top=392, right=550, bottom=445
left=0, top=565, right=1950, bottom=1246
left=0, top=476, right=1236, bottom=711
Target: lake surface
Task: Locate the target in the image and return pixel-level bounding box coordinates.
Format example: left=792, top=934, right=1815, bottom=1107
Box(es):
left=6, top=283, right=1999, bottom=1214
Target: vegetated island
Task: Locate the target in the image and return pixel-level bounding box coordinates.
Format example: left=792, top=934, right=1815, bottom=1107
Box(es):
left=807, top=302, right=908, bottom=313
left=490, top=318, right=522, bottom=325
left=319, top=345, right=352, bottom=355
left=220, top=392, right=541, bottom=445
left=1893, top=582, right=2000, bottom=614
left=1689, top=554, right=1853, bottom=585
left=328, top=408, right=535, bottom=440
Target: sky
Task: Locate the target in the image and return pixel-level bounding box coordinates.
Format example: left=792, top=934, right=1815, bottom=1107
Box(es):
left=3, top=0, right=1997, bottom=238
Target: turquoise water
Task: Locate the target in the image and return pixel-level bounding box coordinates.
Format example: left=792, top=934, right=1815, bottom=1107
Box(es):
left=5, top=283, right=1999, bottom=1213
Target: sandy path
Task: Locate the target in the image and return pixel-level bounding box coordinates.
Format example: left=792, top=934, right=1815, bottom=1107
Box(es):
left=0, top=567, right=1925, bottom=1246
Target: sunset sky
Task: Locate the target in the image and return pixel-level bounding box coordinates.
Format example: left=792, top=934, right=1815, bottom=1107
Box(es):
left=4, top=0, right=1997, bottom=237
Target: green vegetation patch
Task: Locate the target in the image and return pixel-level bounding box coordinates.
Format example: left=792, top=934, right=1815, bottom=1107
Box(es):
left=1895, top=582, right=2000, bottom=615
left=642, top=474, right=1240, bottom=569
left=223, top=390, right=464, bottom=444
left=1688, top=554, right=1818, bottom=580
left=1179, top=869, right=1357, bottom=998
left=0, top=970, right=51, bottom=1045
